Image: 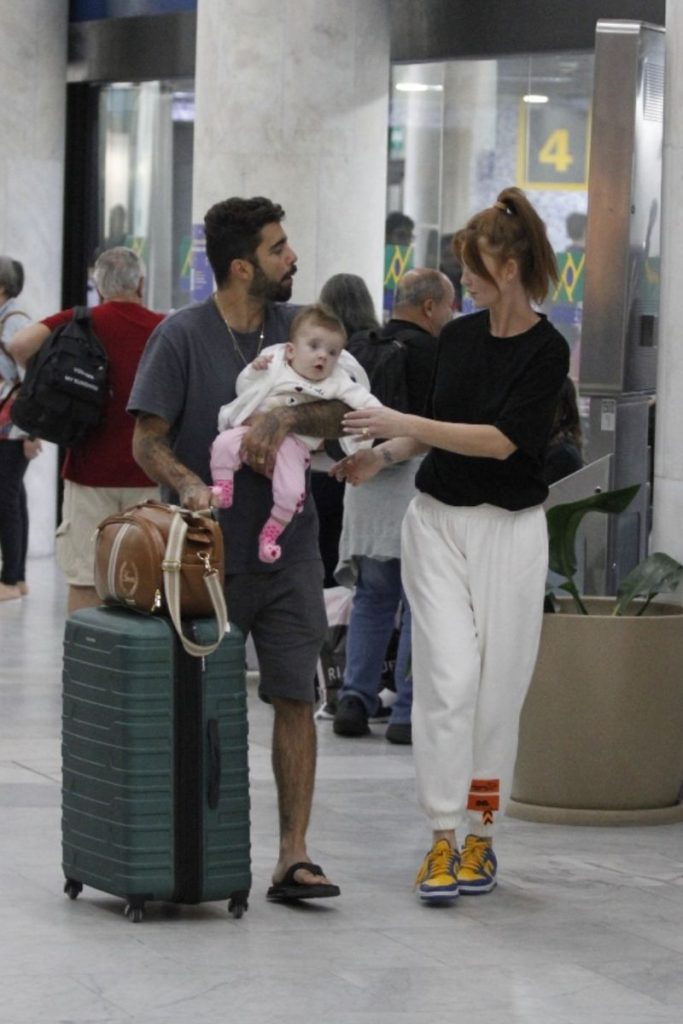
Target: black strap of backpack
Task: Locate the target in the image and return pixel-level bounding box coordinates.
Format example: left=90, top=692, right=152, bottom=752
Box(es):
left=382, top=325, right=419, bottom=346
left=72, top=306, right=107, bottom=359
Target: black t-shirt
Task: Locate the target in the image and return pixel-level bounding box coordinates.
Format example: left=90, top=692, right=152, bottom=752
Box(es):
left=415, top=311, right=570, bottom=511
left=383, top=318, right=438, bottom=415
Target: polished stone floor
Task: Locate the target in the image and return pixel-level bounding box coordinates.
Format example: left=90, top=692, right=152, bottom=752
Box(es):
left=2, top=557, right=683, bottom=1024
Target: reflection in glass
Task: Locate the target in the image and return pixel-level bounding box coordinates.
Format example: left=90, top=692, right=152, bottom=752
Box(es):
left=387, top=53, right=594, bottom=375
left=96, top=79, right=195, bottom=313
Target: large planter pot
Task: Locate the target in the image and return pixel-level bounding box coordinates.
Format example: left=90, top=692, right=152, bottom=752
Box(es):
left=508, top=598, right=683, bottom=825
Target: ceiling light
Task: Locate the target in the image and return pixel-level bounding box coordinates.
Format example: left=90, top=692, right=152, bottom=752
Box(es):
left=395, top=82, right=444, bottom=93
left=523, top=93, right=549, bottom=104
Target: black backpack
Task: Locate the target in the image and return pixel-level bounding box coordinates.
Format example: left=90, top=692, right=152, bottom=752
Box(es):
left=346, top=328, right=411, bottom=412
left=11, top=306, right=109, bottom=447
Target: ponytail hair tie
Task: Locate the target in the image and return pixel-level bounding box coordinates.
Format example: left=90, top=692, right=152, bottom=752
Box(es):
left=494, top=200, right=513, bottom=215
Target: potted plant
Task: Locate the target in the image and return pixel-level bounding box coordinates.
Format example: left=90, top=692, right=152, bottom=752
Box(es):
left=509, top=485, right=683, bottom=825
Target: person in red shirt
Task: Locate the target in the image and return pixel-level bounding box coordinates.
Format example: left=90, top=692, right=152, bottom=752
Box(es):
left=11, top=247, right=163, bottom=612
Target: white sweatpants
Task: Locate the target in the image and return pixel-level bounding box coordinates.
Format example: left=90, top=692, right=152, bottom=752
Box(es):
left=401, top=492, right=548, bottom=837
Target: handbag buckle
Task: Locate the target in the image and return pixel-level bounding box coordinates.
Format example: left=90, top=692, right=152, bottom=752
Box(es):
left=161, top=559, right=182, bottom=572
left=197, top=551, right=215, bottom=576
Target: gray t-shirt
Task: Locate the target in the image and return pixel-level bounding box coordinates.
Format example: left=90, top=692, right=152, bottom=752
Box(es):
left=128, top=296, right=321, bottom=574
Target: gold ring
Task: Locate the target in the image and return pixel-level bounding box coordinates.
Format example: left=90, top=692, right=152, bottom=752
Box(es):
left=362, top=427, right=369, bottom=439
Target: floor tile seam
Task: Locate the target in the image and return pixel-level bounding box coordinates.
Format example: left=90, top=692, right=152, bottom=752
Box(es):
left=75, top=968, right=243, bottom=1012
left=8, top=761, right=61, bottom=783
left=51, top=971, right=132, bottom=1016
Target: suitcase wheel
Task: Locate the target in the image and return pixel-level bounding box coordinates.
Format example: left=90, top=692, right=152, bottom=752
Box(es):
left=228, top=892, right=249, bottom=919
left=64, top=878, right=83, bottom=900
left=124, top=902, right=144, bottom=924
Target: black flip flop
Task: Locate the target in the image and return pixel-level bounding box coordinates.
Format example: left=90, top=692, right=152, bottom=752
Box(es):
left=266, top=861, right=341, bottom=902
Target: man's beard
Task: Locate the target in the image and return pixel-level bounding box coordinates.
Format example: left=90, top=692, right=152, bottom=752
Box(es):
left=248, top=261, right=296, bottom=303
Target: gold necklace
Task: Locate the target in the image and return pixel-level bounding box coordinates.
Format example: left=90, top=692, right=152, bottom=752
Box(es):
left=213, top=293, right=265, bottom=366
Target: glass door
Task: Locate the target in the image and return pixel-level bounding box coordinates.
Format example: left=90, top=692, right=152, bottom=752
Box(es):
left=95, top=79, right=195, bottom=313
left=387, top=53, right=594, bottom=380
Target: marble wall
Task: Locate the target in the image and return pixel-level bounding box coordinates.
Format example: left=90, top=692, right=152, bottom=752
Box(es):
left=192, top=0, right=391, bottom=310
left=0, top=2, right=68, bottom=557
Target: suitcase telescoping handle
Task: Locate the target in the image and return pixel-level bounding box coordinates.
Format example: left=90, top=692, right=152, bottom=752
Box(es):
left=207, top=718, right=221, bottom=809
left=163, top=511, right=229, bottom=657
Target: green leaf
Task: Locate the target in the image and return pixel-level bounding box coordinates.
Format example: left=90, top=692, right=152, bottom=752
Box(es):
left=546, top=484, right=640, bottom=613
left=614, top=552, right=683, bottom=616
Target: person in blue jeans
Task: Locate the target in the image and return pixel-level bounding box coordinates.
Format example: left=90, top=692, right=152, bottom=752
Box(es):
left=341, top=555, right=413, bottom=734
left=332, top=269, right=455, bottom=743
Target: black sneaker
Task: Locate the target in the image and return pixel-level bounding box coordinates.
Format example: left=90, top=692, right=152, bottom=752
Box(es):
left=314, top=699, right=338, bottom=721
left=386, top=722, right=412, bottom=745
left=368, top=700, right=392, bottom=724
left=333, top=695, right=370, bottom=736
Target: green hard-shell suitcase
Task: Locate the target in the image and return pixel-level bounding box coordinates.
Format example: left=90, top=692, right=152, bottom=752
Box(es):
left=61, top=605, right=251, bottom=922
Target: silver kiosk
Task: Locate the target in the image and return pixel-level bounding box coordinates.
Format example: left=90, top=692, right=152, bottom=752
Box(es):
left=580, top=19, right=664, bottom=594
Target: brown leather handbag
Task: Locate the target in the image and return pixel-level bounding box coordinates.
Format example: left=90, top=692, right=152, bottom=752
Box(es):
left=94, top=500, right=228, bottom=656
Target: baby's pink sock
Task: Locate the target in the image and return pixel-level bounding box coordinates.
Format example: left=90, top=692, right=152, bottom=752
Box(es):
left=211, top=480, right=234, bottom=509
left=258, top=518, right=286, bottom=563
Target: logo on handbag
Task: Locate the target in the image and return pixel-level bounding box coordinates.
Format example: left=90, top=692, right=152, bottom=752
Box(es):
left=118, top=561, right=139, bottom=598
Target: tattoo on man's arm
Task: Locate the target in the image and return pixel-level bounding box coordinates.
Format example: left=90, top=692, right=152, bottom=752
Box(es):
left=133, top=415, right=204, bottom=494
left=288, top=400, right=349, bottom=439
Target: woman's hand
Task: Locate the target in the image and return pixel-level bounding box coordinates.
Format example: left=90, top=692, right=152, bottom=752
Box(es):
left=330, top=447, right=383, bottom=485
left=342, top=406, right=411, bottom=442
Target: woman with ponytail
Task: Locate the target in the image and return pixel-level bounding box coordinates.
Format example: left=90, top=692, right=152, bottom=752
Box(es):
left=333, top=187, right=569, bottom=903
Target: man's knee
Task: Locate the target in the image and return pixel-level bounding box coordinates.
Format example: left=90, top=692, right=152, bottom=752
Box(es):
left=271, top=694, right=315, bottom=723
left=270, top=696, right=317, bottom=737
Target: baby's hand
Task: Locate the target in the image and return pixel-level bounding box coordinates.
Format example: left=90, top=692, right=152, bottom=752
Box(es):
left=251, top=353, right=274, bottom=371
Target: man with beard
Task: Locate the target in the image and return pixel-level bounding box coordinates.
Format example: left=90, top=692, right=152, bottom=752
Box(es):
left=129, top=197, right=342, bottom=904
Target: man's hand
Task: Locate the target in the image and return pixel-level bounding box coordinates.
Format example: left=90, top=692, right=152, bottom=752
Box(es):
left=179, top=482, right=216, bottom=511
left=240, top=409, right=294, bottom=478
left=240, top=400, right=350, bottom=478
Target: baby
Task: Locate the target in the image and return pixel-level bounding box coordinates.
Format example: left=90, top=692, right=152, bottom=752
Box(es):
left=210, top=303, right=380, bottom=562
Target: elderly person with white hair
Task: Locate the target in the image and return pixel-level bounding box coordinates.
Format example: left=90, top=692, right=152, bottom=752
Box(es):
left=11, top=247, right=163, bottom=612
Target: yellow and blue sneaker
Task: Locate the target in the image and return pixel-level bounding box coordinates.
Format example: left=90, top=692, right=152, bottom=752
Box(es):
left=457, top=834, right=497, bottom=894
left=415, top=838, right=459, bottom=902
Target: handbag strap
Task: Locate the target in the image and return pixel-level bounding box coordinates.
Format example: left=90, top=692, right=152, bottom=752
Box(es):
left=0, top=380, right=20, bottom=413
left=0, top=309, right=29, bottom=341
left=162, top=511, right=229, bottom=657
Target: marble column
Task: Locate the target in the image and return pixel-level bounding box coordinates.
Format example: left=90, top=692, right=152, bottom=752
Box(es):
left=441, top=61, right=498, bottom=236
left=0, top=2, right=68, bottom=557
left=653, top=3, right=683, bottom=568
left=192, top=0, right=390, bottom=310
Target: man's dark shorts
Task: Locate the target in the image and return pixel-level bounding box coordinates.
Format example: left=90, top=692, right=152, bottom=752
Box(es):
left=225, top=560, right=326, bottom=704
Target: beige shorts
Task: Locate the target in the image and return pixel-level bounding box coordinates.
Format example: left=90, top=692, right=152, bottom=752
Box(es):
left=56, top=481, right=159, bottom=587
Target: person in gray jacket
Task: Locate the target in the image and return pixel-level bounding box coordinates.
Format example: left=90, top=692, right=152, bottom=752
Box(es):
left=333, top=268, right=454, bottom=744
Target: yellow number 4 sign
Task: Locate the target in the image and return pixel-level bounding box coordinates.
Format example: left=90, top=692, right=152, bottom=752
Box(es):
left=518, top=101, right=589, bottom=190
left=539, top=129, right=574, bottom=174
